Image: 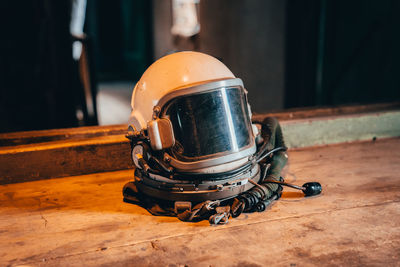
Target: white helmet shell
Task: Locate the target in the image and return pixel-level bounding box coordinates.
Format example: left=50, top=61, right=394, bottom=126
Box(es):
left=129, top=51, right=236, bottom=131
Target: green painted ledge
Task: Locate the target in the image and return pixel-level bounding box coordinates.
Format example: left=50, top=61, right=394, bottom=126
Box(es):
left=281, top=110, right=400, bottom=148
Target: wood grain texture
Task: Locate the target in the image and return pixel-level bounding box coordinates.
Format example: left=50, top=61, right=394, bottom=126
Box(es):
left=0, top=102, right=399, bottom=184
left=252, top=101, right=400, bottom=121
left=0, top=135, right=131, bottom=184
left=0, top=138, right=399, bottom=266
left=0, top=125, right=126, bottom=147
left=1, top=102, right=398, bottom=146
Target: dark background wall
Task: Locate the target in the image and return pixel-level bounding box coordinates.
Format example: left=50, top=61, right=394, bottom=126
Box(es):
left=321, top=0, right=400, bottom=106
left=151, top=0, right=400, bottom=112
left=0, top=0, right=399, bottom=132
left=151, top=0, right=286, bottom=112
left=0, top=1, right=79, bottom=132
left=198, top=0, right=287, bottom=112
left=85, top=0, right=153, bottom=81
left=285, top=0, right=400, bottom=108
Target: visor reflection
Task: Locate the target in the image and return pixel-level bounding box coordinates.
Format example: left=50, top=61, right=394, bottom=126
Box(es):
left=165, top=87, right=253, bottom=161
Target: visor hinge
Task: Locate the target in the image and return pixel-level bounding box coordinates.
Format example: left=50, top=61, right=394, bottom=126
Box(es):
left=152, top=106, right=161, bottom=119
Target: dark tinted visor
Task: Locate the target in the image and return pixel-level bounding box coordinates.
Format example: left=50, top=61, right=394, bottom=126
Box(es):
left=164, top=87, right=253, bottom=161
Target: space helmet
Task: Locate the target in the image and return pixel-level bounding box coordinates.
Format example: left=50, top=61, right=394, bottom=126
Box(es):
left=126, top=51, right=269, bottom=203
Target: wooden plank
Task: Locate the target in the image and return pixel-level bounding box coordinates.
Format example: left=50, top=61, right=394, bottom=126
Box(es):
left=253, top=101, right=400, bottom=121
left=0, top=135, right=131, bottom=184
left=1, top=102, right=398, bottom=147
left=0, top=103, right=399, bottom=184
left=0, top=124, right=126, bottom=147
left=0, top=138, right=399, bottom=266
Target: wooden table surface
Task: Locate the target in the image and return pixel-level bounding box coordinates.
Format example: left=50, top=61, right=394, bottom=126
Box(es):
left=1, top=138, right=400, bottom=266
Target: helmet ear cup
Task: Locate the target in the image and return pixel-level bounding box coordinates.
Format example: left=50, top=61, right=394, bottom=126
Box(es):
left=147, top=118, right=175, bottom=150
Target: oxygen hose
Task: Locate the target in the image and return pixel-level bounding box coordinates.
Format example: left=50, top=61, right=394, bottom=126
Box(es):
left=235, top=117, right=288, bottom=213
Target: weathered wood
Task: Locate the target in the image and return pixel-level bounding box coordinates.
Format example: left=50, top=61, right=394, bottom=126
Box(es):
left=0, top=103, right=399, bottom=184
left=0, top=135, right=131, bottom=184
left=0, top=138, right=399, bottom=266
left=253, top=101, right=400, bottom=121
left=0, top=124, right=126, bottom=147
left=1, top=102, right=398, bottom=147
